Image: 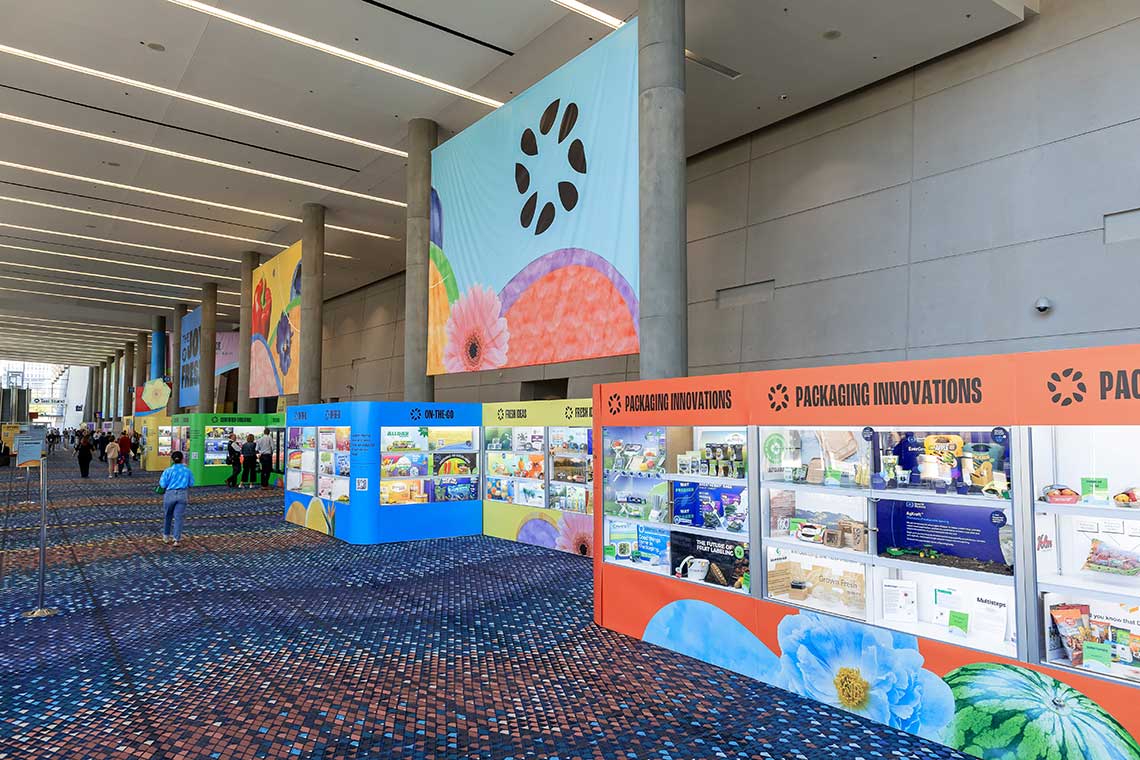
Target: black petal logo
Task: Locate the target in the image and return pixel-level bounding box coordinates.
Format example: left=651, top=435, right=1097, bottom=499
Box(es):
left=564, top=406, right=574, bottom=420
left=517, top=98, right=586, bottom=236
left=410, top=408, right=422, bottom=421
left=497, top=408, right=506, bottom=421
left=768, top=383, right=789, bottom=412
left=1047, top=368, right=1087, bottom=406
left=607, top=393, right=622, bottom=415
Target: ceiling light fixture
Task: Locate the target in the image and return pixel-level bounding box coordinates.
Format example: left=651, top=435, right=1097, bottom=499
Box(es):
left=0, top=284, right=186, bottom=311
left=0, top=313, right=146, bottom=333
left=548, top=0, right=742, bottom=79
left=0, top=194, right=295, bottom=252
left=2, top=320, right=147, bottom=340
left=0, top=242, right=238, bottom=286
left=0, top=112, right=405, bottom=207
left=0, top=273, right=239, bottom=308
left=0, top=160, right=398, bottom=240
left=0, top=258, right=239, bottom=296
left=0, top=221, right=239, bottom=267
left=0, top=326, right=125, bottom=348
left=162, top=0, right=503, bottom=108
left=0, top=44, right=408, bottom=158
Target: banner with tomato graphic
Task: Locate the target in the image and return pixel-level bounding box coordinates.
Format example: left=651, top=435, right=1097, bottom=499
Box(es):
left=250, top=241, right=302, bottom=398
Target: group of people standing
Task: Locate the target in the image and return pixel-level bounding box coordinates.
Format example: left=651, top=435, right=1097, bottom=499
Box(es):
left=225, top=429, right=276, bottom=489
left=72, top=430, right=138, bottom=478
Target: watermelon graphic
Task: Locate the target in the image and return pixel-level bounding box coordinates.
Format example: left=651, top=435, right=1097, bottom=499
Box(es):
left=499, top=248, right=638, bottom=367
left=942, top=663, right=1140, bottom=759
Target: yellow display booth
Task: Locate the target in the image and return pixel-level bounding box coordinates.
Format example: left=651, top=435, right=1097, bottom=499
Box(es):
left=482, top=399, right=594, bottom=556
left=135, top=413, right=172, bottom=472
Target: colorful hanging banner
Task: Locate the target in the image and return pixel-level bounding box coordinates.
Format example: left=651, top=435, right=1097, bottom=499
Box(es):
left=428, top=20, right=639, bottom=375
left=179, top=306, right=202, bottom=408
left=250, top=241, right=302, bottom=398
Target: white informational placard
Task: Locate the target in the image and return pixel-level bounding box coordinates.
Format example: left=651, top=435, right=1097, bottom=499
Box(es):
left=881, top=579, right=917, bottom=623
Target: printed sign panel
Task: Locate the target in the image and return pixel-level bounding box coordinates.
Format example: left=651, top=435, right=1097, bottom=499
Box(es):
left=179, top=306, right=202, bottom=408
left=250, top=241, right=302, bottom=398
left=428, top=21, right=638, bottom=375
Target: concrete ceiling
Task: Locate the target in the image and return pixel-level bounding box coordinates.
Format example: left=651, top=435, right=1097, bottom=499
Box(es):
left=0, top=0, right=1027, bottom=365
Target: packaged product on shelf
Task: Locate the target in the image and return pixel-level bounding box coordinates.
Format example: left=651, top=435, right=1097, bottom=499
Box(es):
left=434, top=477, right=479, bottom=502
left=433, top=452, right=478, bottom=476
left=486, top=477, right=511, bottom=502
left=670, top=531, right=749, bottom=591
left=1082, top=539, right=1140, bottom=576
left=1051, top=604, right=1092, bottom=667
left=381, top=453, right=428, bottom=478
left=634, top=525, right=669, bottom=568
left=670, top=481, right=747, bottom=533
left=380, top=479, right=431, bottom=505
left=603, top=427, right=666, bottom=473
left=605, top=520, right=637, bottom=560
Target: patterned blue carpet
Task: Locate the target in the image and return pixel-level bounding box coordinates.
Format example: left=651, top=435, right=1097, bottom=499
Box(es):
left=0, top=453, right=968, bottom=759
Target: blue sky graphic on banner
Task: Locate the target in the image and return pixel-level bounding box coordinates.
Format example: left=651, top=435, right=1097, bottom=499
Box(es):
left=179, top=306, right=201, bottom=408
left=428, top=20, right=638, bottom=375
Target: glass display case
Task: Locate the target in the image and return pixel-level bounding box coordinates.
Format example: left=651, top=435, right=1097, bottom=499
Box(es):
left=601, top=425, right=751, bottom=594
left=157, top=426, right=173, bottom=457
left=759, top=425, right=1018, bottom=658
left=379, top=426, right=480, bottom=505
left=1030, top=425, right=1140, bottom=685
left=285, top=425, right=351, bottom=504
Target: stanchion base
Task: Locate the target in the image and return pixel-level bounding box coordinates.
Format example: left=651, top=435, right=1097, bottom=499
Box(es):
left=16, top=500, right=36, bottom=505
left=21, top=607, right=59, bottom=619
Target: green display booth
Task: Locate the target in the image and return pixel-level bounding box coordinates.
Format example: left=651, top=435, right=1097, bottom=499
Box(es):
left=170, top=412, right=286, bottom=487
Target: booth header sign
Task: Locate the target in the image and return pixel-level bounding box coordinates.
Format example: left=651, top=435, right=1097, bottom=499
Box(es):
left=179, top=306, right=202, bottom=408
left=250, top=241, right=302, bottom=398
left=428, top=20, right=639, bottom=375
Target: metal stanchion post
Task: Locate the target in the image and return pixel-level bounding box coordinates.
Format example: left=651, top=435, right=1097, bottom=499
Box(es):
left=22, top=456, right=57, bottom=619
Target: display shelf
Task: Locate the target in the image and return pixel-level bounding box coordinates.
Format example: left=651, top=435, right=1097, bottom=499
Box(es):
left=764, top=481, right=869, bottom=498
left=604, top=558, right=751, bottom=596
left=607, top=468, right=665, bottom=479
left=1037, top=573, right=1139, bottom=603
left=764, top=535, right=871, bottom=564
left=766, top=590, right=868, bottom=621
left=885, top=618, right=1017, bottom=660
left=606, top=514, right=747, bottom=543
left=1035, top=502, right=1140, bottom=520
left=382, top=475, right=431, bottom=481
left=872, top=555, right=1016, bottom=586
left=661, top=472, right=747, bottom=487
left=869, top=489, right=1011, bottom=509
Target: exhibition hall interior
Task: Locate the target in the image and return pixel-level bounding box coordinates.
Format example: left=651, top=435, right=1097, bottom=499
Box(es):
left=3, top=1, right=1140, bottom=758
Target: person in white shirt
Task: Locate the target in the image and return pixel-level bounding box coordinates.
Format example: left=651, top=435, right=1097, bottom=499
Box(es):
left=256, top=429, right=275, bottom=489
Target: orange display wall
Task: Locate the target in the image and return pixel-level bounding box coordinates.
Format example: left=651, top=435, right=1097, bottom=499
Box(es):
left=593, top=345, right=1140, bottom=758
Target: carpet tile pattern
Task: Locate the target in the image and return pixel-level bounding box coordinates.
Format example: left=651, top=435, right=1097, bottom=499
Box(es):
left=0, top=455, right=969, bottom=759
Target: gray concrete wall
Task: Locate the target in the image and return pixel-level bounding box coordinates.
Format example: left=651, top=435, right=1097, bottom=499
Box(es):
left=319, top=0, right=1140, bottom=400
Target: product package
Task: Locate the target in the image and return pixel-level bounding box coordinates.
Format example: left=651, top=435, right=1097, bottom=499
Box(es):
left=1050, top=604, right=1091, bottom=667
left=1082, top=539, right=1140, bottom=576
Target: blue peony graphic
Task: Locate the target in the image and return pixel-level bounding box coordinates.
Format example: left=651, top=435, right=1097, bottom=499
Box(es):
left=776, top=612, right=953, bottom=740
left=644, top=600, right=782, bottom=684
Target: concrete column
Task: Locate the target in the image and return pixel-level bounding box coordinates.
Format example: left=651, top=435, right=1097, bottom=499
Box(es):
left=638, top=0, right=687, bottom=380
left=83, top=366, right=94, bottom=423
left=199, top=283, right=217, bottom=413
left=403, top=118, right=438, bottom=402
left=237, top=251, right=259, bottom=412
left=299, top=203, right=324, bottom=405
left=113, top=349, right=124, bottom=422
left=134, top=331, right=148, bottom=393
left=150, top=315, right=166, bottom=381
left=123, top=341, right=135, bottom=421
left=103, top=357, right=113, bottom=421
left=169, top=304, right=187, bottom=415
left=92, top=362, right=103, bottom=421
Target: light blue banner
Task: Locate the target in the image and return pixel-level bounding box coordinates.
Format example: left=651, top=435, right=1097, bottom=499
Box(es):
left=179, top=307, right=202, bottom=408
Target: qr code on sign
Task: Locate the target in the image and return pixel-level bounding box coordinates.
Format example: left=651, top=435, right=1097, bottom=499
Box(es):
left=355, top=478, right=368, bottom=492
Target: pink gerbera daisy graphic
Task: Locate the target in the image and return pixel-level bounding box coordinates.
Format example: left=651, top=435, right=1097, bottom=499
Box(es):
left=555, top=511, right=593, bottom=557
left=443, top=285, right=510, bottom=373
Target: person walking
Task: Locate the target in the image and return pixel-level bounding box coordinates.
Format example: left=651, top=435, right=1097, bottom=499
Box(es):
left=256, top=428, right=275, bottom=489
left=105, top=437, right=120, bottom=479
left=96, top=432, right=108, bottom=462
left=158, top=451, right=194, bottom=546
left=224, top=433, right=242, bottom=487
left=75, top=434, right=93, bottom=478
left=240, top=434, right=258, bottom=489
left=131, top=432, right=141, bottom=463
left=117, top=431, right=133, bottom=476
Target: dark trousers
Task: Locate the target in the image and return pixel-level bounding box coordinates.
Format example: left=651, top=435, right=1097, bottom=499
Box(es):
left=78, top=456, right=91, bottom=478
left=241, top=456, right=257, bottom=485
left=259, top=453, right=273, bottom=488
left=227, top=460, right=242, bottom=487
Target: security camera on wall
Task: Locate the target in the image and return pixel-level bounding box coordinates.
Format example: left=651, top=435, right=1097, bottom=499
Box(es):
left=1034, top=297, right=1052, bottom=314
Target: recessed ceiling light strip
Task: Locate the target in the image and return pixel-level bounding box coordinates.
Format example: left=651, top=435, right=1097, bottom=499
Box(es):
left=0, top=257, right=239, bottom=295
left=0, top=45, right=408, bottom=158
left=0, top=112, right=406, bottom=207
left=0, top=284, right=182, bottom=310
left=0, top=160, right=398, bottom=240
left=0, top=193, right=290, bottom=250
left=0, top=273, right=239, bottom=307
left=0, top=326, right=125, bottom=347
left=2, top=320, right=147, bottom=339
left=0, top=312, right=147, bottom=333
left=0, top=221, right=239, bottom=266
left=163, top=0, right=503, bottom=108
left=0, top=241, right=240, bottom=288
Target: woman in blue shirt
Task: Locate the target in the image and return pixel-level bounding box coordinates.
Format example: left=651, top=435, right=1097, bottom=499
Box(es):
left=159, top=451, right=195, bottom=546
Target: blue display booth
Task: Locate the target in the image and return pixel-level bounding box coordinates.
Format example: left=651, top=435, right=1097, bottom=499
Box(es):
left=284, top=401, right=483, bottom=544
